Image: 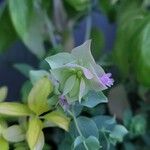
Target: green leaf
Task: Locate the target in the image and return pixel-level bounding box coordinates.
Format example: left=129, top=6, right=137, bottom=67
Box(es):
left=3, top=125, right=25, bottom=142
left=65, top=0, right=91, bottom=11
left=137, top=22, right=150, bottom=86
left=59, top=133, right=73, bottom=150
left=44, top=111, right=70, bottom=131
left=28, top=77, right=53, bottom=115
left=70, top=116, right=99, bottom=139
left=113, top=3, right=150, bottom=85
left=63, top=75, right=76, bottom=95
left=73, top=136, right=84, bottom=149
left=0, top=137, right=9, bottom=150
left=109, top=125, right=128, bottom=144
left=29, top=70, right=50, bottom=85
left=14, top=63, right=34, bottom=78
left=21, top=81, right=32, bottom=103
left=0, top=102, right=33, bottom=117
left=84, top=136, right=101, bottom=150
left=0, top=86, right=8, bottom=102
left=9, top=0, right=46, bottom=58
left=129, top=114, right=147, bottom=137
left=0, top=7, right=17, bottom=53
left=123, top=109, right=132, bottom=127
left=47, top=95, right=59, bottom=107
left=72, top=136, right=101, bottom=150
left=26, top=117, right=44, bottom=150
left=93, top=115, right=116, bottom=132
left=72, top=103, right=83, bottom=117
left=34, top=131, right=45, bottom=150
left=82, top=91, right=107, bottom=108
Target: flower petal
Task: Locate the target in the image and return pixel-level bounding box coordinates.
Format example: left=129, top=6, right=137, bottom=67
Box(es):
left=45, top=52, right=75, bottom=69
left=63, top=75, right=76, bottom=95
left=79, top=78, right=86, bottom=103
left=71, top=40, right=96, bottom=67
left=82, top=68, right=93, bottom=79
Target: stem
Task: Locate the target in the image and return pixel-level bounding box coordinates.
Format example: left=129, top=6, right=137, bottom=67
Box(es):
left=85, top=15, right=92, bottom=41
left=85, top=6, right=92, bottom=41
left=44, top=13, right=57, bottom=48
left=103, top=131, right=110, bottom=150
left=68, top=110, right=89, bottom=150
left=34, top=0, right=57, bottom=48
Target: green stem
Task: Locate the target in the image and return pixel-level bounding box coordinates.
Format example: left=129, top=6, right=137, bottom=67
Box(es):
left=44, top=13, right=57, bottom=48
left=103, top=131, right=110, bottom=150
left=34, top=0, right=57, bottom=48
left=85, top=6, right=92, bottom=41
left=85, top=15, right=92, bottom=41
left=68, top=110, right=89, bottom=150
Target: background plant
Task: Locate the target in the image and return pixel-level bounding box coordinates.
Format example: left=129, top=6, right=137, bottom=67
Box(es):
left=0, top=0, right=150, bottom=150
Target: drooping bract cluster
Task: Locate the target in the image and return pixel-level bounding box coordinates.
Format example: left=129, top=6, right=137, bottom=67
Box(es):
left=45, top=40, right=114, bottom=105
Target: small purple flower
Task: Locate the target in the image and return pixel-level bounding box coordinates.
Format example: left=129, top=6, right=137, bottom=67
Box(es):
left=99, top=73, right=114, bottom=87
left=59, top=95, right=70, bottom=110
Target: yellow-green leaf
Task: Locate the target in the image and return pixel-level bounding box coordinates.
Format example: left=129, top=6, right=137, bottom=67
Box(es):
left=44, top=111, right=70, bottom=131
left=0, top=86, right=8, bottom=102
left=26, top=117, right=44, bottom=150
left=28, top=77, right=53, bottom=115
left=0, top=102, right=33, bottom=117
left=0, top=119, right=7, bottom=135
left=34, top=131, right=45, bottom=150
left=0, top=137, right=9, bottom=150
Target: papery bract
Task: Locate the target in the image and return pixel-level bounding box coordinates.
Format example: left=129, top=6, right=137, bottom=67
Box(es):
left=46, top=40, right=114, bottom=103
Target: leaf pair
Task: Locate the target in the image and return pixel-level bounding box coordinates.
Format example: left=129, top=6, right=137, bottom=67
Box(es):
left=73, top=135, right=101, bottom=150
left=26, top=111, right=70, bottom=150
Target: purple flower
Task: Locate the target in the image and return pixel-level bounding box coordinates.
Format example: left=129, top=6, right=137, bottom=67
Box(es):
left=99, top=73, right=114, bottom=87
left=59, top=95, right=70, bottom=110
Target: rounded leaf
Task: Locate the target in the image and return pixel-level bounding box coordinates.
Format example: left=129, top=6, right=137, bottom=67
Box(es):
left=85, top=136, right=101, bottom=150
left=0, top=86, right=8, bottom=102
left=3, top=125, right=25, bottom=142
left=70, top=116, right=99, bottom=139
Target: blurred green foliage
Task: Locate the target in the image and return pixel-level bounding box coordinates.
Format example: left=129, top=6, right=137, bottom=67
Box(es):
left=0, top=0, right=150, bottom=150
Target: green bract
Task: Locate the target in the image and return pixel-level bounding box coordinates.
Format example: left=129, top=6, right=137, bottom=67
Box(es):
left=46, top=40, right=107, bottom=103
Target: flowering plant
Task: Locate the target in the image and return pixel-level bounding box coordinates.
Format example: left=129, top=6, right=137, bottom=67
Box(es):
left=0, top=41, right=127, bottom=150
